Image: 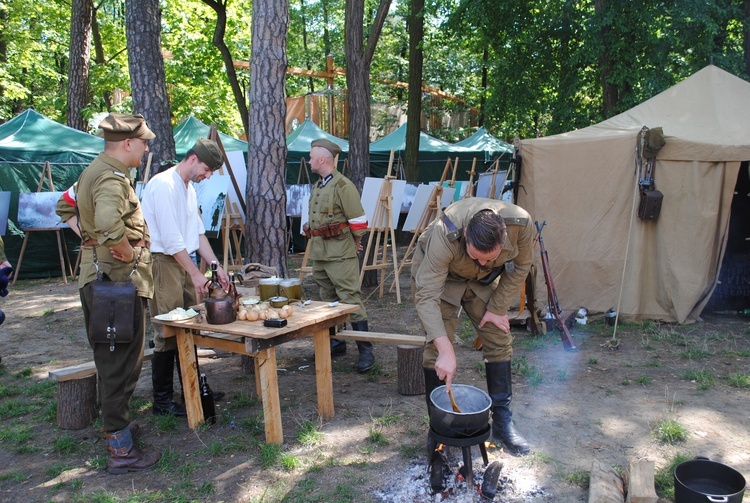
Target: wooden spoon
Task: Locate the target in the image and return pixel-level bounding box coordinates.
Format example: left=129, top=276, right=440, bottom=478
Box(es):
left=447, top=388, right=462, bottom=413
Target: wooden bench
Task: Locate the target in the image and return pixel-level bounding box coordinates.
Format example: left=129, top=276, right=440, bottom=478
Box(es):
left=334, top=330, right=426, bottom=395
left=49, top=348, right=154, bottom=430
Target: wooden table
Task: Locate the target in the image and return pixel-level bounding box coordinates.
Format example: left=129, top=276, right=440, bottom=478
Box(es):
left=151, top=301, right=358, bottom=444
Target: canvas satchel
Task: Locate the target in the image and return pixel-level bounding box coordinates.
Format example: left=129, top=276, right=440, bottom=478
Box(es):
left=88, top=245, right=143, bottom=351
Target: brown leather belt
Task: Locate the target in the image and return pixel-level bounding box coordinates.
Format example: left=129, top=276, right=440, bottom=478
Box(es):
left=83, top=238, right=148, bottom=248
left=310, top=222, right=349, bottom=237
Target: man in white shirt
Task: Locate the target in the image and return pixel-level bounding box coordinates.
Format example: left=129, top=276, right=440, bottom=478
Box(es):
left=141, top=137, right=230, bottom=417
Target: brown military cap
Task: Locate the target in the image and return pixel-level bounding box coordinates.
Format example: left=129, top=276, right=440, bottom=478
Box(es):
left=99, top=113, right=155, bottom=141
left=311, top=138, right=342, bottom=157
left=191, top=137, right=224, bottom=170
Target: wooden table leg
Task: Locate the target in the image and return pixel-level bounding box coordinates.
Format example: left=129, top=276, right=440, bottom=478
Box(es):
left=313, top=328, right=334, bottom=419
left=172, top=327, right=204, bottom=429
left=256, top=348, right=282, bottom=444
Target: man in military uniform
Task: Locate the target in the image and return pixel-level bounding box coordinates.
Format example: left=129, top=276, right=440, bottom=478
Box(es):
left=141, top=137, right=229, bottom=417
left=412, top=197, right=534, bottom=456
left=56, top=113, right=160, bottom=474
left=303, top=138, right=374, bottom=372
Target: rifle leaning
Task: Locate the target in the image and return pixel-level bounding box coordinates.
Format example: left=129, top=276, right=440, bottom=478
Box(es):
left=535, top=220, right=577, bottom=351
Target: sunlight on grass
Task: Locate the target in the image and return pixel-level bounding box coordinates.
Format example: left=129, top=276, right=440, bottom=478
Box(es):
left=653, top=418, right=689, bottom=444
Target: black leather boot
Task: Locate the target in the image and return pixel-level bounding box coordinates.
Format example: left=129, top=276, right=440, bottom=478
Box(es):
left=485, top=361, right=530, bottom=455
left=424, top=367, right=447, bottom=493
left=152, top=350, right=187, bottom=417
left=351, top=321, right=374, bottom=372
left=423, top=367, right=445, bottom=413
left=330, top=327, right=347, bottom=357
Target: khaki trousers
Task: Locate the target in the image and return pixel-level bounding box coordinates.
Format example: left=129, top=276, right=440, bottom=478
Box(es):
left=148, top=253, right=197, bottom=352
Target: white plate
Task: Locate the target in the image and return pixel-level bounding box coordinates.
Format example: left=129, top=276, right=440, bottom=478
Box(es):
left=154, top=308, right=199, bottom=321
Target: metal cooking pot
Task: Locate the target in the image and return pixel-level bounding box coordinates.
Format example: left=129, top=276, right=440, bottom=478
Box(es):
left=674, top=457, right=746, bottom=503
left=429, top=384, right=491, bottom=438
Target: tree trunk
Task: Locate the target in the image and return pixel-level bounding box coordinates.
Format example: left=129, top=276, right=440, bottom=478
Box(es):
left=126, top=0, right=176, bottom=172
left=344, top=0, right=392, bottom=191
left=91, top=7, right=113, bottom=110
left=203, top=0, right=250, bottom=138
left=404, top=0, right=424, bottom=183
left=594, top=0, right=618, bottom=118
left=744, top=0, right=750, bottom=77
left=246, top=0, right=289, bottom=277
left=67, top=0, right=92, bottom=132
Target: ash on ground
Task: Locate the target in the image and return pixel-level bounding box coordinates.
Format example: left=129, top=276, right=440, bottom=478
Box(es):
left=373, top=447, right=553, bottom=503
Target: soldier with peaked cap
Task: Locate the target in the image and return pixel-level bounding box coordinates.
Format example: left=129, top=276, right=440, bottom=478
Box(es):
left=412, top=197, right=534, bottom=463
left=141, top=137, right=229, bottom=418
left=303, top=138, right=375, bottom=372
left=56, top=112, right=161, bottom=474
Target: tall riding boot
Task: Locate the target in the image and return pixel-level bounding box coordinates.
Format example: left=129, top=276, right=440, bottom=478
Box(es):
left=351, top=320, right=374, bottom=373
left=105, top=426, right=161, bottom=474
left=423, top=367, right=445, bottom=414
left=485, top=361, right=530, bottom=455
left=330, top=327, right=347, bottom=357
left=424, top=367, right=447, bottom=493
left=152, top=350, right=187, bottom=417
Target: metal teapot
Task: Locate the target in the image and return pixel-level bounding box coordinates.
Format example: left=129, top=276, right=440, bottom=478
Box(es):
left=204, top=280, right=239, bottom=325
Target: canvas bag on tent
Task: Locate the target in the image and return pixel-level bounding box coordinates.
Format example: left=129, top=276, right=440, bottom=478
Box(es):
left=637, top=127, right=666, bottom=220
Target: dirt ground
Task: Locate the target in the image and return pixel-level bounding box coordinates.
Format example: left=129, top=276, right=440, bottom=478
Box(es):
left=0, top=252, right=749, bottom=503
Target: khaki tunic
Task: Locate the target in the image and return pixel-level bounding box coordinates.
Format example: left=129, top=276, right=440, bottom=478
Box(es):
left=308, top=170, right=367, bottom=261
left=0, top=236, right=6, bottom=263
left=412, top=198, right=534, bottom=362
left=68, top=153, right=153, bottom=296
left=307, top=170, right=367, bottom=322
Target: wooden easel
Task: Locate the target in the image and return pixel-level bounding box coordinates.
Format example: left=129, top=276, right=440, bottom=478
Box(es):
left=208, top=125, right=246, bottom=271
left=12, top=162, right=73, bottom=285
left=463, top=158, right=478, bottom=199
left=485, top=158, right=514, bottom=201
left=389, top=158, right=456, bottom=292
left=359, top=150, right=401, bottom=302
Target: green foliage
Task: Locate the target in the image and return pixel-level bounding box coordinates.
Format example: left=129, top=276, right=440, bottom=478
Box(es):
left=727, top=371, right=750, bottom=388
left=655, top=453, right=693, bottom=499
left=260, top=443, right=282, bottom=468
left=681, top=369, right=715, bottom=390
left=296, top=420, right=323, bottom=446
left=653, top=418, right=689, bottom=444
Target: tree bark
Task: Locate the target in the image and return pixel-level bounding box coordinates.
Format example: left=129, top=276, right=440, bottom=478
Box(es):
left=126, top=0, right=176, bottom=172
left=345, top=0, right=392, bottom=192
left=203, top=0, right=250, bottom=138
left=246, top=0, right=289, bottom=277
left=404, top=0, right=424, bottom=183
left=90, top=6, right=113, bottom=111
left=67, top=0, right=93, bottom=132
left=594, top=0, right=618, bottom=118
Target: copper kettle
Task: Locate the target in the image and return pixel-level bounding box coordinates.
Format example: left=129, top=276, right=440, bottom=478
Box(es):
left=204, top=280, right=239, bottom=325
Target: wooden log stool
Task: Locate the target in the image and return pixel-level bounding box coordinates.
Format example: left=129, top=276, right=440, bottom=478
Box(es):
left=397, top=344, right=425, bottom=395
left=49, top=365, right=98, bottom=430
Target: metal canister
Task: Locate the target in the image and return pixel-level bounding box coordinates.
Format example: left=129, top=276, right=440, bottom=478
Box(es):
left=259, top=277, right=281, bottom=301
left=279, top=278, right=302, bottom=302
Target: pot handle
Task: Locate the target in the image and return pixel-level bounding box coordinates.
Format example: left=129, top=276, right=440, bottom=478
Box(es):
left=706, top=497, right=728, bottom=503
left=694, top=456, right=710, bottom=461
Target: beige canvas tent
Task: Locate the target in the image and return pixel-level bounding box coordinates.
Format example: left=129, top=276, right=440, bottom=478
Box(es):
left=518, top=65, right=750, bottom=323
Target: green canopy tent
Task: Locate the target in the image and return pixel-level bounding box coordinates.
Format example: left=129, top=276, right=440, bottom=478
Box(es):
left=369, top=123, right=480, bottom=182
left=173, top=115, right=248, bottom=158
left=0, top=109, right=103, bottom=277
left=455, top=127, right=514, bottom=165
left=286, top=119, right=349, bottom=184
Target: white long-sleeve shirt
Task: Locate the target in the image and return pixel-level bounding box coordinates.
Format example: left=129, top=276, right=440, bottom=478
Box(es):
left=141, top=167, right=204, bottom=256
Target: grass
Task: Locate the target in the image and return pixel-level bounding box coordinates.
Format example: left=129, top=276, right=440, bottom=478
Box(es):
left=654, top=418, right=689, bottom=443
left=655, top=453, right=693, bottom=499
left=681, top=369, right=715, bottom=390
left=680, top=348, right=712, bottom=360
left=260, top=443, right=282, bottom=468
left=727, top=371, right=750, bottom=388
left=296, top=420, right=323, bottom=446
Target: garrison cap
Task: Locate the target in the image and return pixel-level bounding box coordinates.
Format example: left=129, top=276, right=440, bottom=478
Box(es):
left=99, top=113, right=155, bottom=141
left=191, top=137, right=224, bottom=170
left=311, top=138, right=342, bottom=157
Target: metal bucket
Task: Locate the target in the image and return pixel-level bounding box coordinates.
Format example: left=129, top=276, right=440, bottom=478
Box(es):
left=675, top=457, right=746, bottom=503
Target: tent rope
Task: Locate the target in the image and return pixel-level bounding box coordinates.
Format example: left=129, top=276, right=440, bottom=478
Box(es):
left=612, top=131, right=647, bottom=342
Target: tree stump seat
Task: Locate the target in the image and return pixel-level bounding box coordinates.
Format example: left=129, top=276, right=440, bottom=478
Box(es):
left=334, top=330, right=425, bottom=395
left=48, top=348, right=153, bottom=430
